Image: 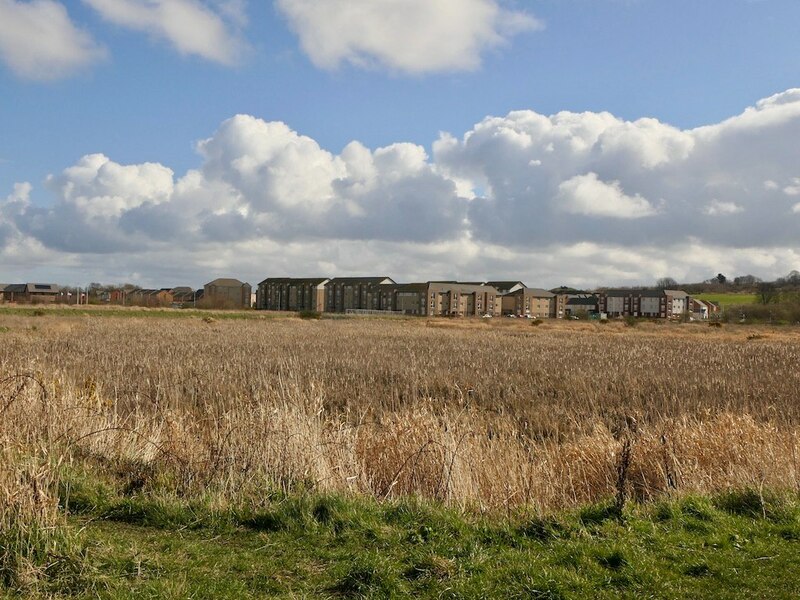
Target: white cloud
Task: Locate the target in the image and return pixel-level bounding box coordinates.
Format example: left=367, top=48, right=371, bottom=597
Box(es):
left=84, top=0, right=247, bottom=65
left=703, top=199, right=744, bottom=216
left=558, top=173, right=658, bottom=219
left=275, top=0, right=542, bottom=74
left=784, top=178, right=800, bottom=196
left=3, top=89, right=800, bottom=287
left=0, top=0, right=106, bottom=80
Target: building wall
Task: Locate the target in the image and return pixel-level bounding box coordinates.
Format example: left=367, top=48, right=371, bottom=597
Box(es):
left=205, top=283, right=251, bottom=308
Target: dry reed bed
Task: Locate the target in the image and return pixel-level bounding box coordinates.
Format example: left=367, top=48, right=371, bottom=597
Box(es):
left=1, top=316, right=799, bottom=513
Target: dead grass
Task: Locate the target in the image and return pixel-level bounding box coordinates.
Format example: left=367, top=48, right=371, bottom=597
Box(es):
left=1, top=316, right=799, bottom=523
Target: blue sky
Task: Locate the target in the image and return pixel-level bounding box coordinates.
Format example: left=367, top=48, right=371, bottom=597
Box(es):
left=1, top=0, right=799, bottom=287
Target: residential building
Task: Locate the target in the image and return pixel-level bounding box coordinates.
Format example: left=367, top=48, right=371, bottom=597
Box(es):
left=203, top=278, right=252, bottom=309
left=485, top=281, right=526, bottom=295
left=598, top=290, right=668, bottom=318
left=127, top=288, right=174, bottom=306
left=257, top=278, right=329, bottom=312
left=1, top=283, right=60, bottom=303
left=500, top=287, right=555, bottom=317
left=325, top=277, right=395, bottom=313
left=565, top=294, right=599, bottom=317
left=426, top=282, right=501, bottom=317
left=664, top=289, right=690, bottom=317
left=378, top=282, right=429, bottom=315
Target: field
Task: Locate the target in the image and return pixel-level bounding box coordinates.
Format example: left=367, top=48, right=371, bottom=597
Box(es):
left=2, top=308, right=800, bottom=597
left=694, top=292, right=757, bottom=307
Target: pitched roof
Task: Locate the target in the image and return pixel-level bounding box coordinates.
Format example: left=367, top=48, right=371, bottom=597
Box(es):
left=259, top=277, right=329, bottom=286
left=603, top=289, right=666, bottom=298
left=327, top=277, right=395, bottom=285
left=4, top=284, right=27, bottom=293
left=664, top=289, right=688, bottom=298
left=525, top=288, right=555, bottom=298
left=485, top=281, right=526, bottom=294
left=26, top=283, right=60, bottom=293
left=206, top=278, right=248, bottom=287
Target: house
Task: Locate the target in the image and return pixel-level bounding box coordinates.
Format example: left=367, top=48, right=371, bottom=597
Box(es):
left=170, top=287, right=196, bottom=306
left=598, top=289, right=668, bottom=318
left=325, top=277, right=395, bottom=313
left=0, top=284, right=8, bottom=303
left=500, top=287, right=555, bottom=318
left=203, top=278, right=252, bottom=309
left=127, top=288, right=174, bottom=306
left=1, top=283, right=60, bottom=303
left=256, top=278, right=330, bottom=312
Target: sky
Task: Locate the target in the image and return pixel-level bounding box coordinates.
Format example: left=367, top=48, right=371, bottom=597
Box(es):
left=1, top=0, right=799, bottom=289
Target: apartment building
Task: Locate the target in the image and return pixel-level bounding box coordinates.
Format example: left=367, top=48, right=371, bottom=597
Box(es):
left=598, top=290, right=668, bottom=318
left=203, top=278, right=252, bottom=309
left=426, top=282, right=501, bottom=317
left=325, top=277, right=395, bottom=313
left=499, top=287, right=555, bottom=317
left=257, top=278, right=329, bottom=312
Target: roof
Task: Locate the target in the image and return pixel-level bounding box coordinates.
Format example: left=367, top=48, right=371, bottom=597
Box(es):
left=567, top=296, right=598, bottom=306
left=4, top=284, right=27, bottom=293
left=327, top=277, right=395, bottom=285
left=603, top=289, right=666, bottom=298
left=258, top=277, right=329, bottom=286
left=525, top=288, right=555, bottom=298
left=170, top=286, right=193, bottom=294
left=428, top=282, right=500, bottom=294
left=380, top=282, right=429, bottom=292
left=26, top=283, right=60, bottom=293
left=664, top=289, right=688, bottom=298
left=205, top=278, right=249, bottom=288
left=485, top=281, right=526, bottom=293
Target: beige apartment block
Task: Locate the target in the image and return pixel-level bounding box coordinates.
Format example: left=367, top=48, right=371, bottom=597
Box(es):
left=257, top=278, right=329, bottom=312
left=426, top=282, right=501, bottom=317
left=500, top=287, right=555, bottom=317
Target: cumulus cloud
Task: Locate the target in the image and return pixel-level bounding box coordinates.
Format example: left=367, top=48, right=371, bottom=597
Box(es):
left=784, top=178, right=800, bottom=196
left=84, top=0, right=247, bottom=65
left=275, top=0, right=542, bottom=73
left=558, top=173, right=658, bottom=219
left=3, top=89, right=800, bottom=287
left=0, top=0, right=106, bottom=80
left=703, top=199, right=744, bottom=216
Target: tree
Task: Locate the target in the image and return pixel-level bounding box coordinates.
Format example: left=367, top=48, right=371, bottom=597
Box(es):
left=733, top=274, right=761, bottom=287
left=716, top=273, right=727, bottom=285
left=656, top=277, right=678, bottom=289
left=758, top=282, right=779, bottom=305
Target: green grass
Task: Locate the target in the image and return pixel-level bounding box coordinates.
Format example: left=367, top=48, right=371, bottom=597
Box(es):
left=695, top=293, right=757, bottom=308
left=6, top=472, right=800, bottom=598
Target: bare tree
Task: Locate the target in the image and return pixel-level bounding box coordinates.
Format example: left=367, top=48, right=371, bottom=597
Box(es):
left=758, top=282, right=779, bottom=305
left=656, top=277, right=678, bottom=289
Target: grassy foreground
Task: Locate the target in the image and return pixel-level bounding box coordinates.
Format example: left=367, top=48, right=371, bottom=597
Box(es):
left=5, top=484, right=800, bottom=599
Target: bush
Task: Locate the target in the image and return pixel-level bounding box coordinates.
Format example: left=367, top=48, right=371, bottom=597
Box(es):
left=297, top=311, right=322, bottom=320
left=623, top=316, right=638, bottom=327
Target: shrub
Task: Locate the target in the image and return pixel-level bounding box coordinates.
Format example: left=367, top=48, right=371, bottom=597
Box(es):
left=297, top=310, right=322, bottom=320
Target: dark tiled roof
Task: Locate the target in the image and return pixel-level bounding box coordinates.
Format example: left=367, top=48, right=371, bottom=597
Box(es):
left=327, top=277, right=395, bottom=284
left=259, top=277, right=329, bottom=286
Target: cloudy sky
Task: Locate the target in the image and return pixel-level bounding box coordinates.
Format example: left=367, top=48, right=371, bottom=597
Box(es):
left=1, top=0, right=799, bottom=288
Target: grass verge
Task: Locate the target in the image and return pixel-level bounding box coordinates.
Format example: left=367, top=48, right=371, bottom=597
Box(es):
left=5, top=472, right=800, bottom=599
